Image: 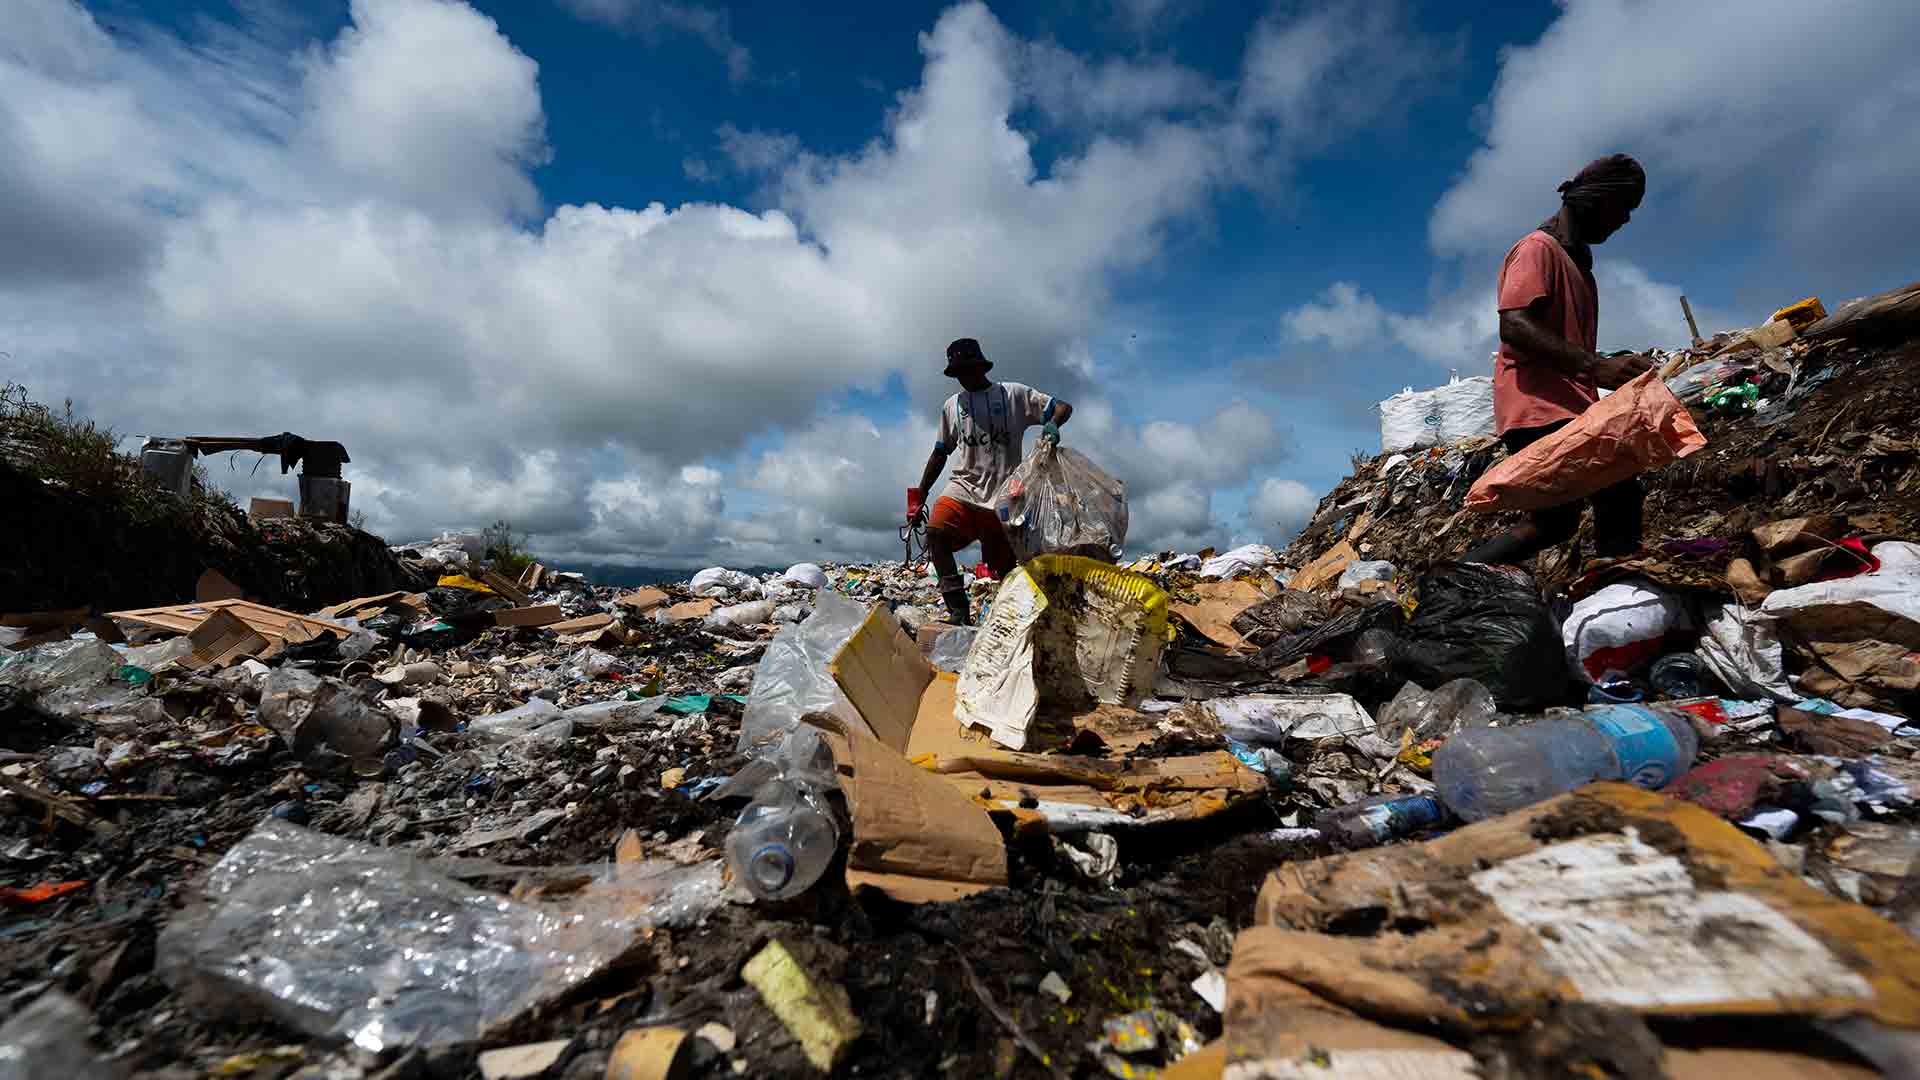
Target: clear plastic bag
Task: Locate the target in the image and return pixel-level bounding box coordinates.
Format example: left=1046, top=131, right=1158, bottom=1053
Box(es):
left=0, top=991, right=103, bottom=1080
left=927, top=626, right=977, bottom=673
left=156, top=820, right=688, bottom=1052
left=738, top=590, right=871, bottom=752
left=993, top=440, right=1128, bottom=562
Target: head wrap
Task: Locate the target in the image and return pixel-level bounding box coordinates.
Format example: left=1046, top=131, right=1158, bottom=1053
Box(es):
left=1558, top=153, right=1645, bottom=213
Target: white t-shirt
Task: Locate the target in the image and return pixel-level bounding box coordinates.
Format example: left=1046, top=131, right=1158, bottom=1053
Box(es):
left=936, top=381, right=1055, bottom=509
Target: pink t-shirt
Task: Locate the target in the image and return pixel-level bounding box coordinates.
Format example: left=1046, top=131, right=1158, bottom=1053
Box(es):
left=1492, top=230, right=1599, bottom=434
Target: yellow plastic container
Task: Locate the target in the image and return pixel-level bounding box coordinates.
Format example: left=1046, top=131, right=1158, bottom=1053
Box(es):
left=1771, top=296, right=1827, bottom=330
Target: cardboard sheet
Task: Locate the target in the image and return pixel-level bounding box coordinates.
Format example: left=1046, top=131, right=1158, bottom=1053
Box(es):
left=910, top=673, right=1264, bottom=832
left=818, top=719, right=1008, bottom=903
left=187, top=608, right=270, bottom=669
left=612, top=587, right=669, bottom=613
left=1288, top=541, right=1357, bottom=594
left=110, top=599, right=350, bottom=642
left=1172, top=578, right=1280, bottom=653
left=828, top=607, right=930, bottom=753
left=1249, top=783, right=1920, bottom=1031
left=195, top=569, right=245, bottom=603
left=319, top=591, right=426, bottom=621
left=492, top=605, right=566, bottom=628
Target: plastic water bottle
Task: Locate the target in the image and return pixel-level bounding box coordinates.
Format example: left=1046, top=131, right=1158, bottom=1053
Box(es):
left=725, top=724, right=842, bottom=901
left=1313, top=794, right=1447, bottom=849
left=1431, top=704, right=1699, bottom=822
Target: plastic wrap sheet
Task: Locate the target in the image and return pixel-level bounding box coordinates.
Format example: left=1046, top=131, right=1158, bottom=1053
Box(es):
left=993, top=441, right=1128, bottom=562
left=738, top=590, right=871, bottom=752
left=159, top=820, right=716, bottom=1052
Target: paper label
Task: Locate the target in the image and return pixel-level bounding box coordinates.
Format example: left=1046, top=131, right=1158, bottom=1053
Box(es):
left=1227, top=1049, right=1478, bottom=1080
left=1472, top=831, right=1872, bottom=1008
left=1586, top=707, right=1683, bottom=788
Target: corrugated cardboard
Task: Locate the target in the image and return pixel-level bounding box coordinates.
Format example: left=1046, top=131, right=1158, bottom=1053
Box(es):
left=1468, top=369, right=1707, bottom=513
left=907, top=672, right=1264, bottom=833
left=479, top=569, right=532, bottom=607
left=1171, top=578, right=1279, bottom=653
left=1287, top=541, right=1357, bottom=594
left=111, top=599, right=350, bottom=642
left=660, top=599, right=717, bottom=623
left=1222, top=931, right=1878, bottom=1079
left=613, top=587, right=669, bottom=613
left=319, top=591, right=427, bottom=621
left=1249, top=783, right=1920, bottom=1032
left=828, top=606, right=930, bottom=753
left=817, top=717, right=1008, bottom=903
left=545, top=612, right=616, bottom=635
left=491, top=605, right=566, bottom=628
left=187, top=608, right=270, bottom=670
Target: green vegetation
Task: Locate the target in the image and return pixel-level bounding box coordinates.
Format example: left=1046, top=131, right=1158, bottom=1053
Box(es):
left=480, top=518, right=535, bottom=576
left=0, top=382, right=233, bottom=524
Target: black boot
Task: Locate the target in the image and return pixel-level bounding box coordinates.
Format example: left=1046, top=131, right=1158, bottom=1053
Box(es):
left=942, top=587, right=972, bottom=626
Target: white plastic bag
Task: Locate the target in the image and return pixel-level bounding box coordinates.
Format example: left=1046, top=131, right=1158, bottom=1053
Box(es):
left=1200, top=544, right=1277, bottom=580
left=705, top=599, right=776, bottom=628
left=1337, top=560, right=1395, bottom=592
left=1377, top=376, right=1495, bottom=453
left=689, top=567, right=760, bottom=597
left=738, top=590, right=871, bottom=752
left=993, top=440, right=1128, bottom=561
left=780, top=563, right=829, bottom=589
left=1561, top=578, right=1691, bottom=683
left=1695, top=604, right=1793, bottom=702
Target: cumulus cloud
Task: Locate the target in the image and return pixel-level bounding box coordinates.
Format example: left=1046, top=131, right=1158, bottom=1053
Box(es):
left=557, top=0, right=751, bottom=82
left=1429, top=0, right=1920, bottom=294
left=1, top=0, right=1449, bottom=568
left=1248, top=477, right=1317, bottom=545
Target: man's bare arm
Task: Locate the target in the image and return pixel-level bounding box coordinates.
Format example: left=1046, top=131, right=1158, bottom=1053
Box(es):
left=1500, top=304, right=1650, bottom=389
left=917, top=449, right=948, bottom=503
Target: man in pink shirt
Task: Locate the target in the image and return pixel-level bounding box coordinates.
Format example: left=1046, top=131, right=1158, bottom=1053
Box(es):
left=1463, top=154, right=1652, bottom=567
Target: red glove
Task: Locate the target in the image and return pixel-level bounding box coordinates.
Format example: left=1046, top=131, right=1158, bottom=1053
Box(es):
left=907, top=487, right=926, bottom=524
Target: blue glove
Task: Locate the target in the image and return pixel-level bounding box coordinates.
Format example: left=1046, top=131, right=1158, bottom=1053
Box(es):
left=1041, top=421, right=1060, bottom=444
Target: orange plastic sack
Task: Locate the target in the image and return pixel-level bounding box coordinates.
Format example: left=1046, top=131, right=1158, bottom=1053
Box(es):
left=1468, top=369, right=1706, bottom=513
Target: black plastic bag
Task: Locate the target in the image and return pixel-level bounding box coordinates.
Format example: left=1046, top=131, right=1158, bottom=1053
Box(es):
left=1394, top=563, right=1567, bottom=709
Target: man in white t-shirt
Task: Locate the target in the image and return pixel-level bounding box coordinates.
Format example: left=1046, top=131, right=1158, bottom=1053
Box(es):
left=908, top=338, right=1073, bottom=625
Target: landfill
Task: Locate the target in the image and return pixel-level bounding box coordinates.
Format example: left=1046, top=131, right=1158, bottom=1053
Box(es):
left=1, top=280, right=1919, bottom=1077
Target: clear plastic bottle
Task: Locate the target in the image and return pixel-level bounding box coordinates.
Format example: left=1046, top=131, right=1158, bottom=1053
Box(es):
left=1313, top=793, right=1447, bottom=849
left=1431, top=704, right=1699, bottom=822
left=726, top=778, right=839, bottom=900
left=725, top=725, right=842, bottom=901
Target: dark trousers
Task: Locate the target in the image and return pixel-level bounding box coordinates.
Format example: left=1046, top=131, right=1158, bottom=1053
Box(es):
left=1462, top=419, right=1644, bottom=566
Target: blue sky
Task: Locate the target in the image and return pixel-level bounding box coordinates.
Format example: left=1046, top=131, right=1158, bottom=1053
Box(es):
left=7, top=0, right=1919, bottom=567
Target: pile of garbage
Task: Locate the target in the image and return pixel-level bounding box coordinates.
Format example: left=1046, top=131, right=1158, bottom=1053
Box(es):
left=3, top=281, right=1920, bottom=1078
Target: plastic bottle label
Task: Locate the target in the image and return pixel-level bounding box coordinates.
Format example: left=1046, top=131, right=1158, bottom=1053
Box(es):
left=1588, top=707, right=1683, bottom=789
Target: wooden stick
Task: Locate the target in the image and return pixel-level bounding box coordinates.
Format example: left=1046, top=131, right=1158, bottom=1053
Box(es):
left=1680, top=294, right=1704, bottom=347
left=0, top=774, right=117, bottom=835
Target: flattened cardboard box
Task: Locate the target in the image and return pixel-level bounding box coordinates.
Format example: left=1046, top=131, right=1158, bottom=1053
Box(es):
left=1171, top=577, right=1280, bottom=653
left=1244, top=783, right=1920, bottom=1034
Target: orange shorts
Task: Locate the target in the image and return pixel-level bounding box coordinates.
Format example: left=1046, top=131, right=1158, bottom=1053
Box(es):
left=928, top=496, right=1015, bottom=576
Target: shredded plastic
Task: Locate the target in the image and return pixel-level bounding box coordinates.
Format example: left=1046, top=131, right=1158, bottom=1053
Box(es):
left=157, top=820, right=712, bottom=1052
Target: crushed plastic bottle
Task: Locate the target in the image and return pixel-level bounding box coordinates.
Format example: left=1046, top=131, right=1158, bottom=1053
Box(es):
left=1432, top=703, right=1699, bottom=822
left=1313, top=793, right=1448, bottom=849
left=1375, top=678, right=1496, bottom=743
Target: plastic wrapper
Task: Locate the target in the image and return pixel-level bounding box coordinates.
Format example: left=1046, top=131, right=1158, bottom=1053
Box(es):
left=0, top=991, right=104, bottom=1080
left=1395, top=563, right=1567, bottom=709
left=469, top=698, right=570, bottom=744
left=1337, top=560, right=1395, bottom=592
left=1376, top=678, right=1496, bottom=742
left=738, top=590, right=871, bottom=752
left=1200, top=543, right=1276, bottom=580
left=0, top=639, right=165, bottom=727
left=156, top=820, right=708, bottom=1052
left=927, top=626, right=977, bottom=673
left=706, top=599, right=776, bottom=629
left=1467, top=369, right=1706, bottom=513
left=1695, top=604, right=1793, bottom=702
left=993, top=440, right=1128, bottom=562
left=259, top=668, right=394, bottom=760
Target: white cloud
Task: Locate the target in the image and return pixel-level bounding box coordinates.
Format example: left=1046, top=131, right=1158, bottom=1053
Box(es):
left=1428, top=0, right=1920, bottom=294
left=557, top=0, right=751, bottom=82
left=0, top=0, right=1445, bottom=568
left=1238, top=0, right=1461, bottom=139
left=1248, top=477, right=1317, bottom=545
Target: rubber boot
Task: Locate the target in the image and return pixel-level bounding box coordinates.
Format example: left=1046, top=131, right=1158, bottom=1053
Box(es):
left=941, top=586, right=972, bottom=627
